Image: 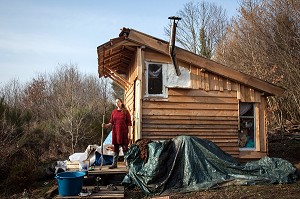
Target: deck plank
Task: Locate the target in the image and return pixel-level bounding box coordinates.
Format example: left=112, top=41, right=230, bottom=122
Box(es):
left=88, top=165, right=128, bottom=175
left=56, top=185, right=124, bottom=198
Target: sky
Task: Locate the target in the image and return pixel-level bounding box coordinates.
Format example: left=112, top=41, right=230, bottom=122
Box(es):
left=0, top=0, right=240, bottom=86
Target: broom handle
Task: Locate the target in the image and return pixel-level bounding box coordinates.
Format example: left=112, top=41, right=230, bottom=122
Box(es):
left=100, top=114, right=105, bottom=170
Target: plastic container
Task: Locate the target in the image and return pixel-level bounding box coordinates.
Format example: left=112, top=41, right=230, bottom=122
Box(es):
left=55, top=171, right=86, bottom=196
left=79, top=160, right=89, bottom=171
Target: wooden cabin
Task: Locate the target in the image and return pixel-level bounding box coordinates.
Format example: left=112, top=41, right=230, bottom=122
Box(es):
left=97, top=27, right=284, bottom=160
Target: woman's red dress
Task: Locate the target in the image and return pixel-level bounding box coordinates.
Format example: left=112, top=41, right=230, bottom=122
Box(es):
left=109, top=109, right=132, bottom=145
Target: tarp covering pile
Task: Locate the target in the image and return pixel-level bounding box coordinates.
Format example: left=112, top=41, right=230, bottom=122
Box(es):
left=122, top=136, right=298, bottom=196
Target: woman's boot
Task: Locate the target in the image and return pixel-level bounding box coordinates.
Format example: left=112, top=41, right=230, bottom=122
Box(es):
left=109, top=153, right=119, bottom=169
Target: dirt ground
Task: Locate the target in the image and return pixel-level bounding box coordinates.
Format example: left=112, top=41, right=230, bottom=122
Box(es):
left=3, top=132, right=299, bottom=199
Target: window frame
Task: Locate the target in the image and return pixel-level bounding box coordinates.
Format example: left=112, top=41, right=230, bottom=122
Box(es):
left=239, top=102, right=256, bottom=151
left=145, top=61, right=168, bottom=98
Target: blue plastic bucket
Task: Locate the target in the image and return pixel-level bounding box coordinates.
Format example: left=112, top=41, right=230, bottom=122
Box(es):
left=55, top=171, right=86, bottom=196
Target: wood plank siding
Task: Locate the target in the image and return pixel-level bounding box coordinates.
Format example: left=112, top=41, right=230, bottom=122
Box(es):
left=125, top=83, right=135, bottom=116
left=124, top=83, right=135, bottom=141
left=142, top=88, right=240, bottom=157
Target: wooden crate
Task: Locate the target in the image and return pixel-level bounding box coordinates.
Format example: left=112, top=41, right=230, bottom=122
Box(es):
left=66, top=161, right=80, bottom=170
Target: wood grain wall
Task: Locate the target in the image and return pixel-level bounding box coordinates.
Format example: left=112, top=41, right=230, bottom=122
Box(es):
left=142, top=88, right=240, bottom=157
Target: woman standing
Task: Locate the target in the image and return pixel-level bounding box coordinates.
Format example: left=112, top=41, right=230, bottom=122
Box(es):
left=102, top=98, right=132, bottom=169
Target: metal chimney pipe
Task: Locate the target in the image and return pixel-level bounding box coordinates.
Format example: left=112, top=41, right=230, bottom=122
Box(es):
left=168, top=16, right=181, bottom=76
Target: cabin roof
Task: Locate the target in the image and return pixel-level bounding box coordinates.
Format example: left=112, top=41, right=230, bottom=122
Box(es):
left=97, top=28, right=285, bottom=96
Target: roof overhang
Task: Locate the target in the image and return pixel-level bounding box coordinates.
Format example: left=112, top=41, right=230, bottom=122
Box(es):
left=97, top=30, right=138, bottom=90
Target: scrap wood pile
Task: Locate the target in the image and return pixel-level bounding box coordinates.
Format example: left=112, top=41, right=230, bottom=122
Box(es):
left=135, top=138, right=152, bottom=163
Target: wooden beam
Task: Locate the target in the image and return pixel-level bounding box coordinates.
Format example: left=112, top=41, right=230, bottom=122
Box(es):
left=97, top=38, right=127, bottom=52
left=255, top=103, right=260, bottom=151
left=142, top=118, right=238, bottom=125
left=142, top=101, right=237, bottom=110
left=239, top=151, right=267, bottom=159
left=168, top=88, right=237, bottom=97
left=167, top=95, right=238, bottom=104
left=104, top=67, right=130, bottom=90
left=143, top=115, right=238, bottom=121
left=105, top=73, right=127, bottom=90
left=142, top=128, right=238, bottom=132
left=142, top=109, right=238, bottom=117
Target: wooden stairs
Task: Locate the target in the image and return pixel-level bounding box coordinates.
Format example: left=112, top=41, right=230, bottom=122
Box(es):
left=55, top=163, right=128, bottom=198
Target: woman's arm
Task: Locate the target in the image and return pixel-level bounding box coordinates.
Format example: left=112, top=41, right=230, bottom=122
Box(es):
left=103, top=111, right=114, bottom=129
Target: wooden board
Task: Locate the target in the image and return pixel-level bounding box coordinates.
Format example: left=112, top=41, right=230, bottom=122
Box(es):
left=88, top=165, right=128, bottom=175
left=56, top=185, right=124, bottom=198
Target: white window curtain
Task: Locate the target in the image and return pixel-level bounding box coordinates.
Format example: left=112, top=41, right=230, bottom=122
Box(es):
left=148, top=66, right=162, bottom=77
left=240, top=103, right=252, bottom=116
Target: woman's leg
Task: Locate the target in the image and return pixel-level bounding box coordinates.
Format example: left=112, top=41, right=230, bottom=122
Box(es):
left=122, top=144, right=129, bottom=169
left=122, top=144, right=128, bottom=153
left=114, top=144, right=120, bottom=154
left=109, top=144, right=120, bottom=169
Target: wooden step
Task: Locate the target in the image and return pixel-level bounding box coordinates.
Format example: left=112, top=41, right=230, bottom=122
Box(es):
left=88, top=164, right=128, bottom=175
left=56, top=185, right=124, bottom=198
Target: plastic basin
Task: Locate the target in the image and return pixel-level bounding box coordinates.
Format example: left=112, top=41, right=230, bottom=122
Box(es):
left=55, top=171, right=86, bottom=196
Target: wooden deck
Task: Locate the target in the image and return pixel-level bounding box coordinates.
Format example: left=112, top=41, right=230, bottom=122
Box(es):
left=87, top=164, right=128, bottom=175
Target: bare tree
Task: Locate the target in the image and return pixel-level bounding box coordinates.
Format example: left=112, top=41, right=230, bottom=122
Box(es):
left=0, top=79, right=24, bottom=108
left=0, top=80, right=30, bottom=171
left=215, top=0, right=300, bottom=126
left=47, top=64, right=111, bottom=153
left=0, top=79, right=26, bottom=144
left=23, top=75, right=47, bottom=123
left=165, top=1, right=229, bottom=58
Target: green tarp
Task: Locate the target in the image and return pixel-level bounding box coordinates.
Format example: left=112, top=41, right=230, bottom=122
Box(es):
left=122, top=136, right=298, bottom=196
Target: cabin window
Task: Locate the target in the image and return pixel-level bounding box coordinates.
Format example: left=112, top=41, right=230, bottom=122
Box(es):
left=239, top=102, right=255, bottom=149
left=145, top=62, right=167, bottom=97
left=148, top=63, right=162, bottom=94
